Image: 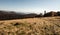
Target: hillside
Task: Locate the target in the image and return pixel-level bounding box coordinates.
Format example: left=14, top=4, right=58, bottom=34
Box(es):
left=0, top=10, right=60, bottom=20
left=0, top=16, right=60, bottom=35
left=0, top=11, right=38, bottom=20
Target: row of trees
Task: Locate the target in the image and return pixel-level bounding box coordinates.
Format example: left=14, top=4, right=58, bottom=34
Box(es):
left=35, top=11, right=60, bottom=17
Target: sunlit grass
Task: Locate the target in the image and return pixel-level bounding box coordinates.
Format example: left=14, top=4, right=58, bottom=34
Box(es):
left=0, top=17, right=60, bottom=35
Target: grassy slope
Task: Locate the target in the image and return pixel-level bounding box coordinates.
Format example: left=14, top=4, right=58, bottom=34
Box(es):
left=0, top=16, right=60, bottom=35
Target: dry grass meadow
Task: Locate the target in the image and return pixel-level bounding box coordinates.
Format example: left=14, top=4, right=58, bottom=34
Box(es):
left=0, top=16, right=60, bottom=35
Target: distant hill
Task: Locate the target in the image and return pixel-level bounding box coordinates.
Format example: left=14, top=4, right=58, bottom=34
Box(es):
left=0, top=10, right=38, bottom=20
left=0, top=10, right=60, bottom=20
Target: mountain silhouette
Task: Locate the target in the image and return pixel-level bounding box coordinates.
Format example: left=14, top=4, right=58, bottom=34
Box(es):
left=0, top=10, right=38, bottom=20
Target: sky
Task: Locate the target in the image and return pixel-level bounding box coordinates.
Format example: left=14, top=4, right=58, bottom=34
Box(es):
left=0, top=0, right=60, bottom=14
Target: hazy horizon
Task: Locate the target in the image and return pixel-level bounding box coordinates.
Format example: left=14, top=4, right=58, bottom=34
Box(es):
left=0, top=0, right=60, bottom=14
